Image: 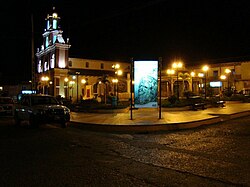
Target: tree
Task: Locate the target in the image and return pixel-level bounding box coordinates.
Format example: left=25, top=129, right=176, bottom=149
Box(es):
left=179, top=72, right=190, bottom=95
left=97, top=74, right=110, bottom=104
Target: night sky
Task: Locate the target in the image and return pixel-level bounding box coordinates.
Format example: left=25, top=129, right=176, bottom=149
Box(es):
left=1, top=0, right=250, bottom=84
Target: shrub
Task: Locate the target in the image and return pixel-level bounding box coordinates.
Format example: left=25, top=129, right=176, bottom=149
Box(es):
left=183, top=91, right=195, bottom=99
left=168, top=95, right=177, bottom=104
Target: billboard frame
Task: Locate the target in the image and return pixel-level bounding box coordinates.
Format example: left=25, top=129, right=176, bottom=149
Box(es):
left=130, top=57, right=162, bottom=120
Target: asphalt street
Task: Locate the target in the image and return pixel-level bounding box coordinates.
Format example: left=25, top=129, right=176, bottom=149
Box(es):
left=0, top=115, right=249, bottom=186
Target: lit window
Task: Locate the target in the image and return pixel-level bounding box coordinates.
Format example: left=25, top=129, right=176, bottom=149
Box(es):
left=47, top=20, right=50, bottom=30
left=53, top=35, right=57, bottom=43
left=45, top=37, right=49, bottom=48
left=44, top=62, right=48, bottom=71
left=53, top=20, right=57, bottom=29
left=50, top=54, right=55, bottom=69
left=58, top=51, right=66, bottom=68
left=38, top=60, right=42, bottom=73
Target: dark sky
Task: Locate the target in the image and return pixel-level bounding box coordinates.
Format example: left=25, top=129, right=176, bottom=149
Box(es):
left=1, top=0, right=250, bottom=84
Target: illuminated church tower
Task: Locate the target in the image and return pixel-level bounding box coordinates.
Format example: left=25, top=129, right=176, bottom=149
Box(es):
left=35, top=8, right=71, bottom=96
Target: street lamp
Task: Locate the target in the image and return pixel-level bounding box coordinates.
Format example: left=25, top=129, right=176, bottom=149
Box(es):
left=112, top=64, right=120, bottom=69
left=190, top=72, right=195, bottom=92
left=112, top=78, right=118, bottom=98
left=198, top=73, right=204, bottom=96
left=64, top=77, right=69, bottom=99
left=112, top=64, right=123, bottom=100
left=202, top=65, right=209, bottom=99
left=167, top=69, right=175, bottom=96
left=80, top=79, right=86, bottom=100
left=69, top=80, right=75, bottom=101
left=41, top=76, right=49, bottom=94
left=225, top=68, right=231, bottom=94
left=172, top=61, right=183, bottom=100
left=81, top=79, right=86, bottom=84
left=75, top=72, right=80, bottom=103
left=220, top=75, right=226, bottom=95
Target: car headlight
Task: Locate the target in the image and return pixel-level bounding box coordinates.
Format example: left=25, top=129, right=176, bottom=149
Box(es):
left=64, top=107, right=70, bottom=114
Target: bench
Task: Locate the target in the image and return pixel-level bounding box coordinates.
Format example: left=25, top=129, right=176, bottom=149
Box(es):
left=188, top=96, right=207, bottom=111
left=190, top=102, right=206, bottom=110
left=214, top=100, right=225, bottom=107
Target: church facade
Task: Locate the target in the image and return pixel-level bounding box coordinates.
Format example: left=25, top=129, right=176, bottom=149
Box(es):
left=35, top=10, right=130, bottom=102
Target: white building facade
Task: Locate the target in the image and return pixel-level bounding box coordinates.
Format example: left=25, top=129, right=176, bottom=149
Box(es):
left=35, top=10, right=130, bottom=103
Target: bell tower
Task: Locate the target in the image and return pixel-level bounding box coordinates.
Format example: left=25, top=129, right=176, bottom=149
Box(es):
left=35, top=7, right=71, bottom=96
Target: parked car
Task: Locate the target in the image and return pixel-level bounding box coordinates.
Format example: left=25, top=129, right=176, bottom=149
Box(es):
left=0, top=97, right=15, bottom=116
left=14, top=94, right=70, bottom=128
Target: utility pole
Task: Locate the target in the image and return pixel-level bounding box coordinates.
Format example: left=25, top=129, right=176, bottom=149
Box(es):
left=158, top=57, right=162, bottom=119
left=31, top=14, right=36, bottom=91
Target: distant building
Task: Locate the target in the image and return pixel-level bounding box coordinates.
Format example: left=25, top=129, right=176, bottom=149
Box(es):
left=189, top=61, right=250, bottom=95
left=161, top=59, right=250, bottom=98
left=0, top=81, right=32, bottom=100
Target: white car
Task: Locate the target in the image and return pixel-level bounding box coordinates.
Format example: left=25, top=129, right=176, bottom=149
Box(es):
left=0, top=97, right=14, bottom=116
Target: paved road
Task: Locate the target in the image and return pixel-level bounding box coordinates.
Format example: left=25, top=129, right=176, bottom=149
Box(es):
left=0, top=116, right=249, bottom=186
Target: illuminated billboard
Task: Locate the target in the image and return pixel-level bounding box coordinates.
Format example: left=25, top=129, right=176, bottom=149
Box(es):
left=134, top=60, right=158, bottom=108
left=210, top=81, right=222, bottom=87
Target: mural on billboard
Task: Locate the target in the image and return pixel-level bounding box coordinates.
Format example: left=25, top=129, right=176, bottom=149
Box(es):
left=134, top=61, right=158, bottom=108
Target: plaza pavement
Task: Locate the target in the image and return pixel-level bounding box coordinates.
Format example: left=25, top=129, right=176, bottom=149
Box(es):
left=69, top=101, right=250, bottom=133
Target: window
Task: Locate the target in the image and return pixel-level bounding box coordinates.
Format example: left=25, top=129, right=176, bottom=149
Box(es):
left=50, top=54, right=55, bottom=69
left=45, top=37, right=49, bottom=48
left=31, top=96, right=58, bottom=105
left=213, top=70, right=218, bottom=78
left=47, top=20, right=50, bottom=30
left=53, top=19, right=57, bottom=29
left=231, top=69, right=235, bottom=75
left=86, top=62, right=89, bottom=68
left=101, top=63, right=104, bottom=69
left=55, top=78, right=60, bottom=86
left=69, top=61, right=72, bottom=67
left=53, top=35, right=57, bottom=43
left=56, top=88, right=59, bottom=96
left=44, top=61, right=48, bottom=71
left=38, top=60, right=42, bottom=73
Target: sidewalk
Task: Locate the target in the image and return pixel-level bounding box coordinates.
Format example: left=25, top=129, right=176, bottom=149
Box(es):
left=69, top=102, right=250, bottom=133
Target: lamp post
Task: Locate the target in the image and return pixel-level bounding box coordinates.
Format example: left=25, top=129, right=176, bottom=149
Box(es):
left=220, top=74, right=226, bottom=96
left=112, top=78, right=118, bottom=96
left=198, top=73, right=204, bottom=96
left=172, top=61, right=183, bottom=100
left=112, top=64, right=122, bottom=101
left=64, top=77, right=69, bottom=99
left=202, top=65, right=209, bottom=99
left=75, top=72, right=80, bottom=103
left=167, top=69, right=175, bottom=96
left=69, top=80, right=75, bottom=101
left=190, top=72, right=195, bottom=93
left=41, top=76, right=49, bottom=94
left=81, top=78, right=86, bottom=100
left=225, top=68, right=231, bottom=94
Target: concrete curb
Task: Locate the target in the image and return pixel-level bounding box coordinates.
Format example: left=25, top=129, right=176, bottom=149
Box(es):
left=69, top=111, right=250, bottom=133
